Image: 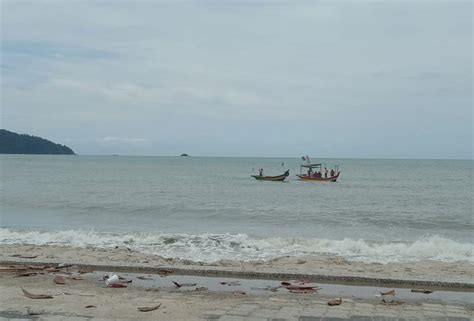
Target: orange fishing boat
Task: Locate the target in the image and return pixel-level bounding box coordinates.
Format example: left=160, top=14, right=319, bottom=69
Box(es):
left=296, top=157, right=341, bottom=182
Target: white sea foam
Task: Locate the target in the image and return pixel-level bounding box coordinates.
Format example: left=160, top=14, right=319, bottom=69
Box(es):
left=0, top=228, right=472, bottom=264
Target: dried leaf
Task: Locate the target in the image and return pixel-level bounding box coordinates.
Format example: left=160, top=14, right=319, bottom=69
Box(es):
left=137, top=303, right=162, bottom=312
left=411, top=289, right=433, bottom=294
left=54, top=276, right=66, bottom=285
left=328, top=298, right=342, bottom=306
left=22, top=288, right=53, bottom=299
left=108, top=283, right=127, bottom=288
left=44, top=267, right=60, bottom=273
left=286, top=285, right=317, bottom=290
left=0, top=266, right=21, bottom=272
left=380, top=289, right=395, bottom=296
left=85, top=305, right=96, bottom=308
left=15, top=272, right=38, bottom=277
left=158, top=269, right=173, bottom=277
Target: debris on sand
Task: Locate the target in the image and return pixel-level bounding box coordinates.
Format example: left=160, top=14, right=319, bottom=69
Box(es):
left=85, top=305, right=96, bottom=308
left=15, top=272, right=38, bottom=277
left=280, top=281, right=319, bottom=294
left=21, top=288, right=53, bottom=299
left=220, top=281, right=241, bottom=286
left=108, top=283, right=127, bottom=288
left=380, top=289, right=395, bottom=296
left=11, top=254, right=38, bottom=259
left=104, top=274, right=119, bottom=286
left=328, top=298, right=342, bottom=306
left=138, top=303, right=162, bottom=312
left=54, top=275, right=66, bottom=285
left=411, top=289, right=433, bottom=294
left=172, top=281, right=196, bottom=288
left=158, top=269, right=173, bottom=277
left=137, top=276, right=153, bottom=280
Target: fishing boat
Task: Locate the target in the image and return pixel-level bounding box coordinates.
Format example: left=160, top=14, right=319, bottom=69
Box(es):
left=296, top=157, right=341, bottom=182
left=251, top=170, right=289, bottom=182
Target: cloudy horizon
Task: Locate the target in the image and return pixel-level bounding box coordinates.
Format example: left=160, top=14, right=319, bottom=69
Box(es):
left=1, top=1, right=472, bottom=159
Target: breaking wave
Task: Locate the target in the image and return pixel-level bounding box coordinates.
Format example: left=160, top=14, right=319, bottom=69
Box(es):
left=0, top=228, right=472, bottom=264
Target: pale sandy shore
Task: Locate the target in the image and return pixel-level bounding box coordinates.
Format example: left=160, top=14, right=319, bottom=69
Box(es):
left=1, top=244, right=473, bottom=320
left=0, top=244, right=473, bottom=288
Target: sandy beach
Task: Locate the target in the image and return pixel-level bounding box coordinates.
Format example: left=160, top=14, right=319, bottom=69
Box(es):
left=1, top=244, right=472, bottom=288
left=1, top=244, right=473, bottom=320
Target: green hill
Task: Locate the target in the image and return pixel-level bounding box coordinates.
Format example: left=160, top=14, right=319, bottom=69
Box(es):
left=0, top=129, right=75, bottom=155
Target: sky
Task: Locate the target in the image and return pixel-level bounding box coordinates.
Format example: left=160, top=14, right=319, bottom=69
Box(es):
left=1, top=0, right=472, bottom=159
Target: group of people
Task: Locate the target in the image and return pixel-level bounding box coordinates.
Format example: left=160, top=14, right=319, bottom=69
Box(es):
left=307, top=167, right=337, bottom=178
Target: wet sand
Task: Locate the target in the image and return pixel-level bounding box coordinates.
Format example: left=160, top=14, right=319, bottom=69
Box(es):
left=0, top=244, right=473, bottom=288
left=0, top=264, right=472, bottom=320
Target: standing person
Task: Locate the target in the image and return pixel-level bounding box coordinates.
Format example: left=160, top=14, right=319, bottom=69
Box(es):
left=258, top=168, right=263, bottom=176
left=330, top=169, right=335, bottom=177
left=324, top=167, right=328, bottom=178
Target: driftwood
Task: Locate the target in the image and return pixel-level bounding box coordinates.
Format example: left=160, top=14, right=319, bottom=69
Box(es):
left=328, top=298, right=342, bottom=306
left=21, top=288, right=53, bottom=299
left=137, top=303, right=162, bottom=312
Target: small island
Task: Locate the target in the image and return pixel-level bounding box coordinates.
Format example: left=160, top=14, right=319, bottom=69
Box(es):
left=180, top=153, right=189, bottom=157
left=0, top=129, right=75, bottom=155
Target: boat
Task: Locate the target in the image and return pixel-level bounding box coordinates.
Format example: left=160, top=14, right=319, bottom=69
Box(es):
left=296, top=162, right=341, bottom=182
left=251, top=170, right=289, bottom=182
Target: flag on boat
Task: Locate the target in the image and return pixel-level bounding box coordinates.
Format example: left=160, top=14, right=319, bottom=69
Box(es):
left=301, top=155, right=310, bottom=164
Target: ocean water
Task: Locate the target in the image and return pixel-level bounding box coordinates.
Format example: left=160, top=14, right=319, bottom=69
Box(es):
left=1, top=155, right=472, bottom=263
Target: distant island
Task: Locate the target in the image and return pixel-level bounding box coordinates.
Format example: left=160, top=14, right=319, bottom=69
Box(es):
left=180, top=153, right=189, bottom=157
left=0, top=129, right=75, bottom=155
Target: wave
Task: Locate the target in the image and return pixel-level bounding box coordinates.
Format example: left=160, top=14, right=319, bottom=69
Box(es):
left=0, top=228, right=472, bottom=264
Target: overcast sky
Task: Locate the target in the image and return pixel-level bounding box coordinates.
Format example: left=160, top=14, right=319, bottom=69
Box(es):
left=1, top=0, right=472, bottom=158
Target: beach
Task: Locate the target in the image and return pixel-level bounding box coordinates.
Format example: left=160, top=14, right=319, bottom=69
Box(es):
left=1, top=245, right=473, bottom=320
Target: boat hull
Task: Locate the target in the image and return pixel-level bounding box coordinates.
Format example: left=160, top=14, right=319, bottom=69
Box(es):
left=251, top=171, right=289, bottom=182
left=296, top=172, right=340, bottom=182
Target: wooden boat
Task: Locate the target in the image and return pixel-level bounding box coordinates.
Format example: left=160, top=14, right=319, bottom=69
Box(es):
left=252, top=170, right=289, bottom=181
left=296, top=172, right=340, bottom=182
left=297, top=162, right=341, bottom=182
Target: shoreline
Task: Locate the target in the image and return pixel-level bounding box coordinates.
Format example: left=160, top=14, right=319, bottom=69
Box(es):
left=2, top=259, right=474, bottom=290
left=1, top=244, right=473, bottom=289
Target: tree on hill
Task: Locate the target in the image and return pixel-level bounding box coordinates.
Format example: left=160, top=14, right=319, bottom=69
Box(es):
left=0, top=129, right=75, bottom=155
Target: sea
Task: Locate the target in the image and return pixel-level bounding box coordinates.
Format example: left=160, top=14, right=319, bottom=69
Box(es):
left=1, top=155, right=472, bottom=264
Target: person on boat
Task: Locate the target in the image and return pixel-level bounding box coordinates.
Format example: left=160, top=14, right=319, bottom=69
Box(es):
left=324, top=167, right=328, bottom=178
left=258, top=168, right=263, bottom=176
left=307, top=168, right=313, bottom=177
left=330, top=169, right=335, bottom=177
